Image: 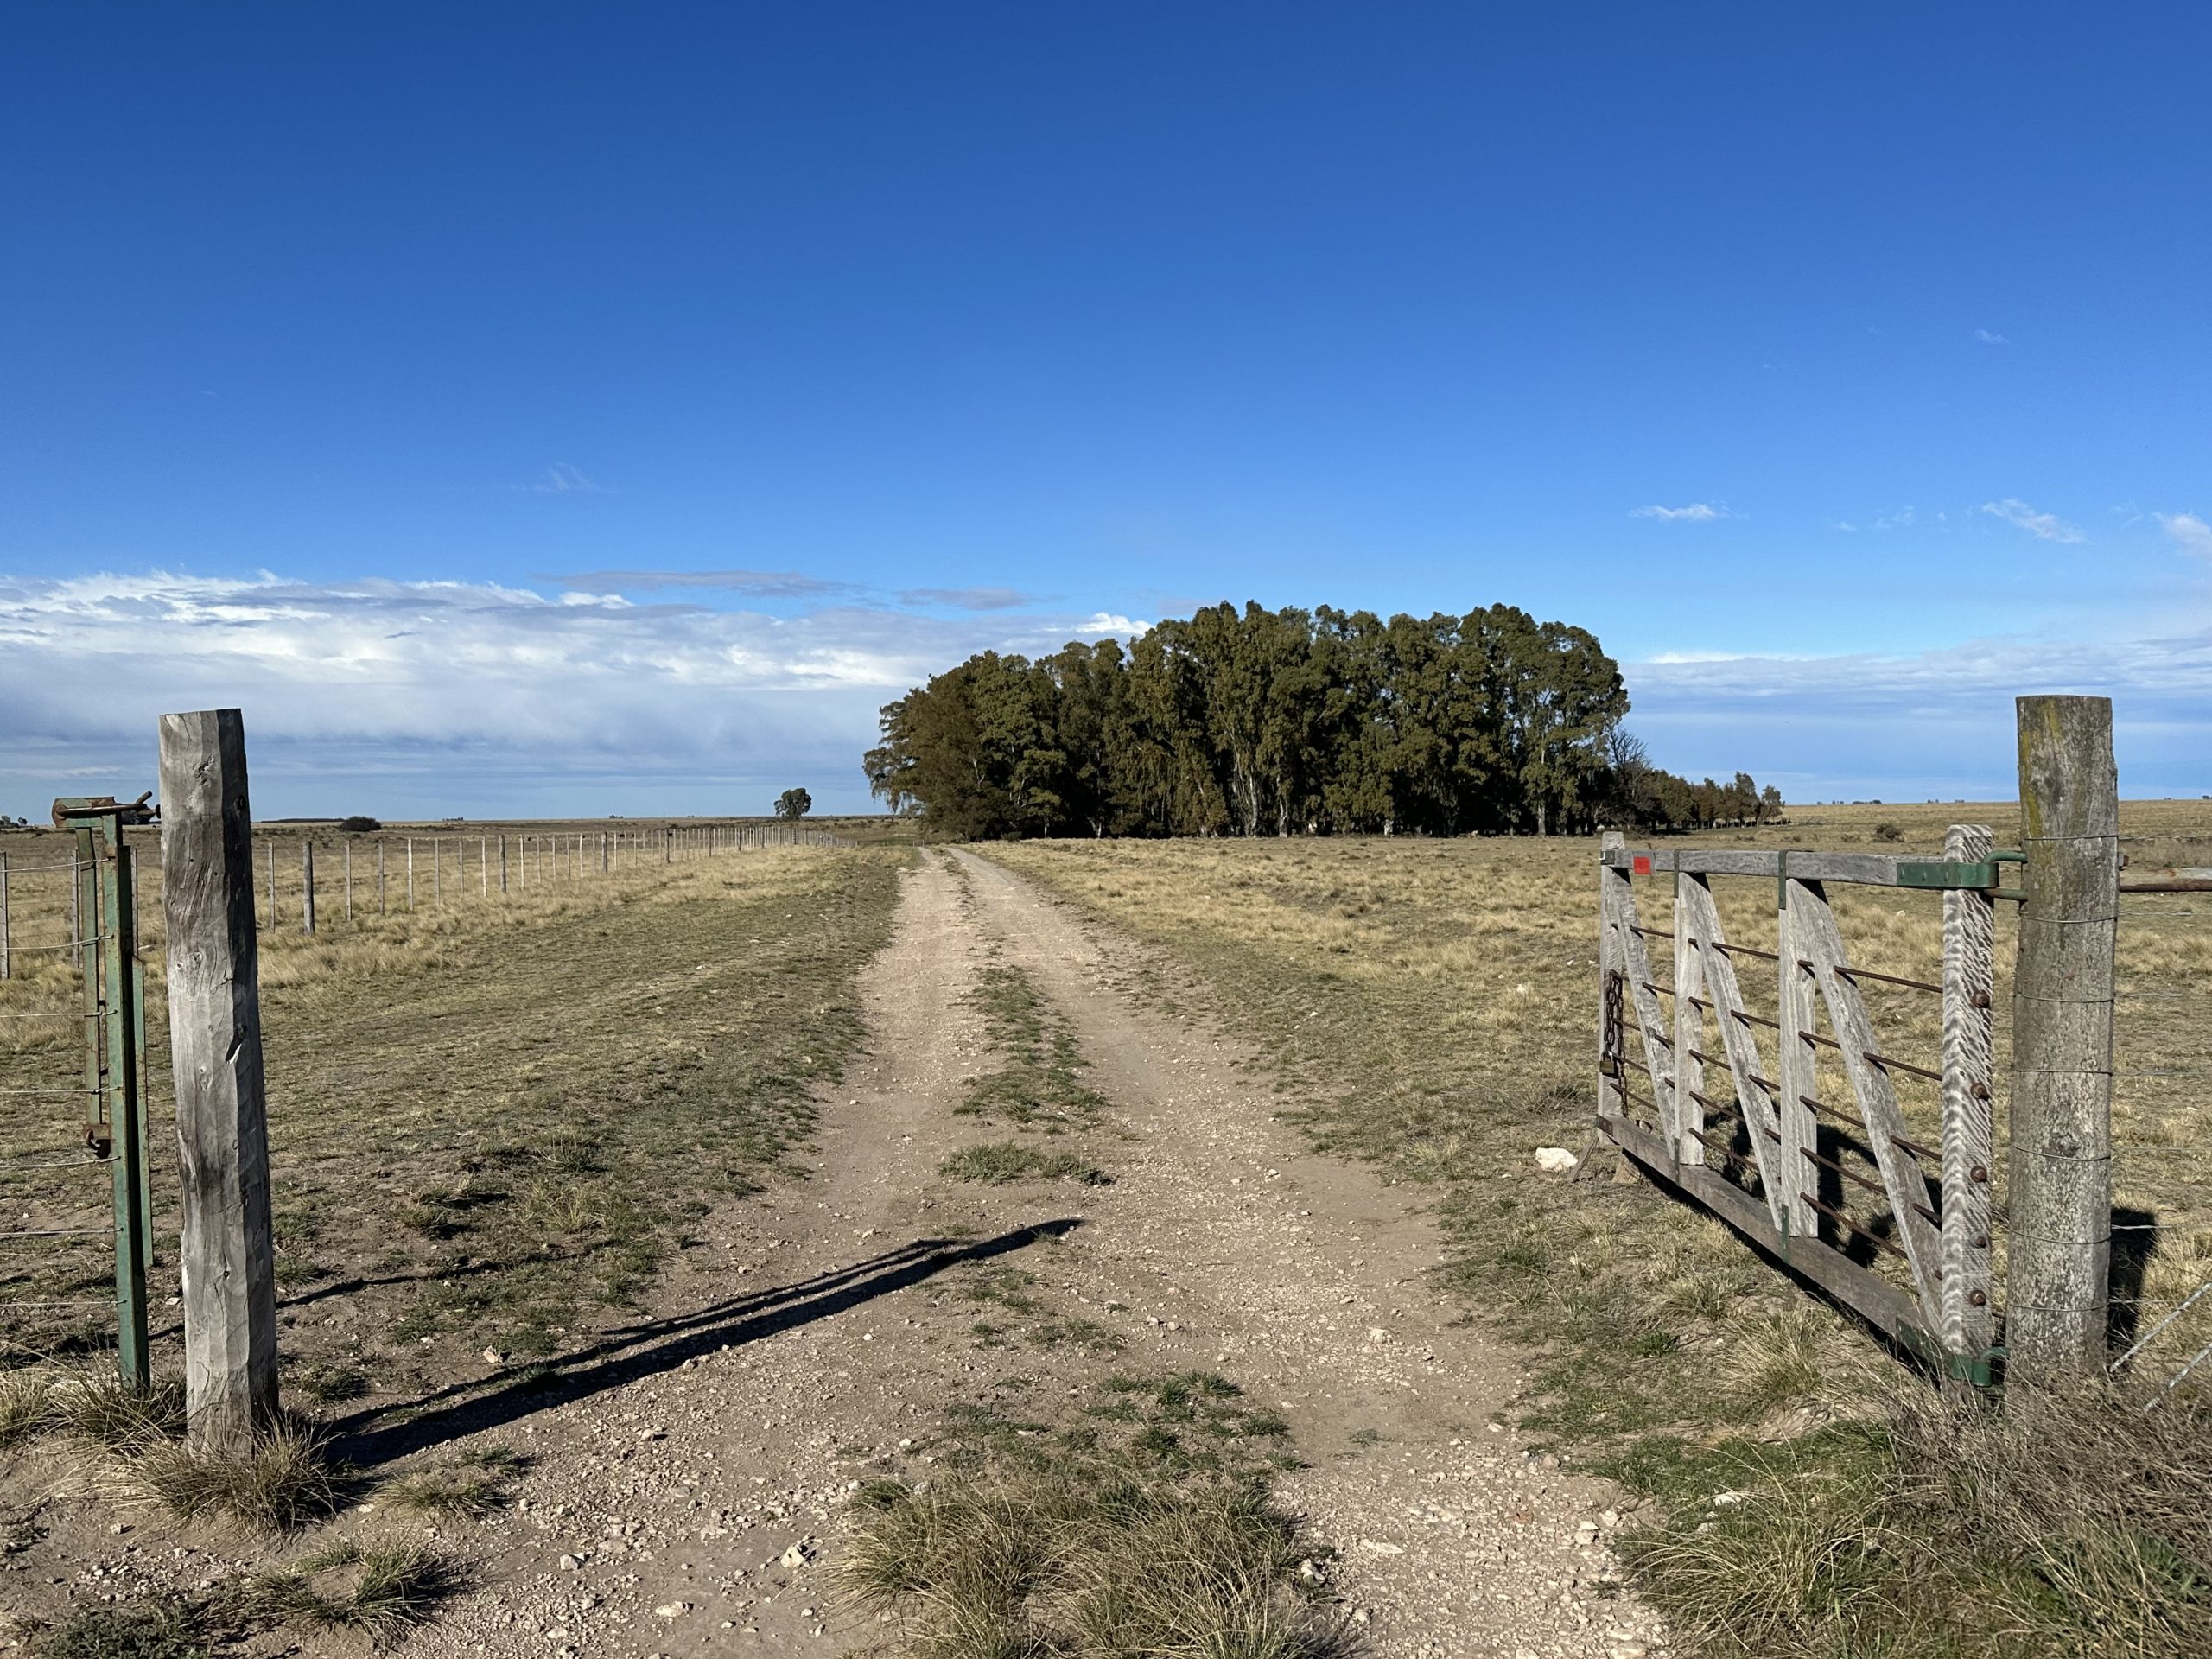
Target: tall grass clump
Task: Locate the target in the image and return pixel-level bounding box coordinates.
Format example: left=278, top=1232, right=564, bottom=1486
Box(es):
left=1623, top=1383, right=2212, bottom=1658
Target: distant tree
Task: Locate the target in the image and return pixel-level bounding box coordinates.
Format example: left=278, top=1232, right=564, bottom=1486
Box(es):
left=1758, top=784, right=1784, bottom=824
left=338, top=815, right=381, bottom=833
left=868, top=599, right=1756, bottom=841
left=773, top=788, right=813, bottom=820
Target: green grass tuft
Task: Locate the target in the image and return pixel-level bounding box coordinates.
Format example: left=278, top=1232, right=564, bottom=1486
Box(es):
left=940, top=1141, right=1109, bottom=1185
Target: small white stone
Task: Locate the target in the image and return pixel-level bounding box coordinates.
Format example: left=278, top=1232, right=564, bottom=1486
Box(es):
left=652, top=1601, right=690, bottom=1618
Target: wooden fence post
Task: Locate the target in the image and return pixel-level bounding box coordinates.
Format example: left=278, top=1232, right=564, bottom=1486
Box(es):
left=499, top=833, right=507, bottom=893
left=405, top=838, right=415, bottom=910
left=157, top=709, right=279, bottom=1453
left=301, top=840, right=315, bottom=934
left=480, top=836, right=488, bottom=899
left=265, top=839, right=276, bottom=928
left=1, top=849, right=10, bottom=979
left=2007, top=695, right=2119, bottom=1387
left=343, top=838, right=352, bottom=923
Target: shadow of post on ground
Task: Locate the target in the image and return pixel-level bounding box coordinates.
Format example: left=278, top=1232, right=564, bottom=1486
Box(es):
left=327, top=1218, right=1084, bottom=1470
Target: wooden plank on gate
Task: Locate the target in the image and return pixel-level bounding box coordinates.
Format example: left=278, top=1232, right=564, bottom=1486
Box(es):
left=1602, top=848, right=1973, bottom=887
left=1789, top=877, right=1945, bottom=1317
left=1777, top=870, right=1819, bottom=1241
left=1598, top=835, right=1625, bottom=1120
left=1679, top=875, right=1787, bottom=1224
left=1602, top=860, right=1676, bottom=1135
left=1941, top=824, right=1997, bottom=1358
left=1673, top=875, right=1707, bottom=1164
left=1597, top=1109, right=1928, bottom=1343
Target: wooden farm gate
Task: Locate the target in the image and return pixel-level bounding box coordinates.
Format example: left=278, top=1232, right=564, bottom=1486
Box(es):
left=1595, top=828, right=2004, bottom=1381
left=1595, top=695, right=2212, bottom=1395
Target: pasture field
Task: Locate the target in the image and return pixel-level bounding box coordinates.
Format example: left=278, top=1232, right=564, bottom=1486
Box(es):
left=979, top=800, right=2212, bottom=1657
left=1, top=820, right=906, bottom=1402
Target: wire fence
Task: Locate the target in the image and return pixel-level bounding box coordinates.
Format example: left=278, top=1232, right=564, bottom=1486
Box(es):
left=0, top=817, right=847, bottom=1359
left=2104, top=852, right=2212, bottom=1397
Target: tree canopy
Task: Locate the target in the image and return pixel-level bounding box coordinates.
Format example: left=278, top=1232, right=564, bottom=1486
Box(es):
left=773, top=787, right=813, bottom=819
left=866, top=601, right=1774, bottom=839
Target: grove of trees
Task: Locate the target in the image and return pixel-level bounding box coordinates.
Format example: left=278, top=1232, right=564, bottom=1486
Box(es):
left=865, top=601, right=1780, bottom=840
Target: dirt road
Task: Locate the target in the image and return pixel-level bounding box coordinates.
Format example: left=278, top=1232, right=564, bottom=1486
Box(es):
left=411, top=850, right=1662, bottom=1659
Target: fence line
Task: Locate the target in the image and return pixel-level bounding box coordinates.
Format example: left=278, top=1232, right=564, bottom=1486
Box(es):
left=3, top=804, right=848, bottom=1381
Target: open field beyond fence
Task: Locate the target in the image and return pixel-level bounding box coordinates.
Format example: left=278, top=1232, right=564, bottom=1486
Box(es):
left=1, top=820, right=906, bottom=1404
left=980, top=799, right=2212, bottom=1658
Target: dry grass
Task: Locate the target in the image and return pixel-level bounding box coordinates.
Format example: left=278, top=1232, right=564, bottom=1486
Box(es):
left=978, top=800, right=2212, bottom=1655
left=1624, top=1383, right=2212, bottom=1658
left=939, top=1141, right=1109, bottom=1186
left=844, top=1371, right=1335, bottom=1659
left=3, top=830, right=907, bottom=1387
left=29, top=1537, right=460, bottom=1657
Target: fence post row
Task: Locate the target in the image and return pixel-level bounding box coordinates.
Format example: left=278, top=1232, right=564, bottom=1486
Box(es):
left=2007, top=695, right=2119, bottom=1389
left=158, top=709, right=279, bottom=1452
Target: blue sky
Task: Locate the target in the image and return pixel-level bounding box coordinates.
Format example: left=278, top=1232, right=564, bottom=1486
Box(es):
left=5, top=4, right=2209, bottom=817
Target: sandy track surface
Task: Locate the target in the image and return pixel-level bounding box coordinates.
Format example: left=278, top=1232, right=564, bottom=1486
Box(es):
left=410, top=851, right=1662, bottom=1659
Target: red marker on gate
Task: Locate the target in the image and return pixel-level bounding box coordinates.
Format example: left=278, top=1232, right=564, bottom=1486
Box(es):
left=1632, top=855, right=1652, bottom=876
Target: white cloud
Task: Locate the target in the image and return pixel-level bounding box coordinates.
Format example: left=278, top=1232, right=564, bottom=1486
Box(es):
left=530, top=463, right=602, bottom=494
left=1980, top=498, right=2084, bottom=543
left=0, top=572, right=1142, bottom=817
left=2158, top=512, right=2212, bottom=560
left=1630, top=503, right=1729, bottom=522
left=1974, top=328, right=2010, bottom=346
left=1627, top=625, right=2212, bottom=798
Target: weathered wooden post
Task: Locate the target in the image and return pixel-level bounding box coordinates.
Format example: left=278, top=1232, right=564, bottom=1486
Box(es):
left=405, top=837, right=415, bottom=910
left=343, top=838, right=352, bottom=923
left=499, top=832, right=508, bottom=893
left=377, top=838, right=385, bottom=916
left=158, top=709, right=279, bottom=1452
left=2007, top=695, right=2119, bottom=1387
left=480, top=835, right=488, bottom=899
left=1, top=849, right=10, bottom=979
left=265, top=839, right=276, bottom=928
left=301, top=839, right=315, bottom=934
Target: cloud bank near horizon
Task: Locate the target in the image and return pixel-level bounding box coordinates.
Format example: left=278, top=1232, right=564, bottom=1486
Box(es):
left=0, top=571, right=1139, bottom=817
left=3, top=569, right=2206, bottom=817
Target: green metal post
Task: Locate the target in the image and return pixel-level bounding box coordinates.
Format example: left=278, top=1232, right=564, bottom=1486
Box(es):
left=127, top=842, right=154, bottom=1278
left=101, top=819, right=152, bottom=1388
